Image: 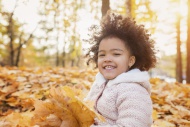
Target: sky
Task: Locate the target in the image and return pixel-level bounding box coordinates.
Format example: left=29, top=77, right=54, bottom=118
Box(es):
left=2, top=0, right=40, bottom=32
left=2, top=0, right=188, bottom=57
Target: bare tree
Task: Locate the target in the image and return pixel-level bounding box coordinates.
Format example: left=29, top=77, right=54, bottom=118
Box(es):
left=101, top=0, right=110, bottom=18
left=126, top=0, right=132, bottom=17
left=5, top=0, right=37, bottom=66
left=186, top=0, right=190, bottom=83
left=176, top=9, right=183, bottom=83
left=53, top=2, right=60, bottom=66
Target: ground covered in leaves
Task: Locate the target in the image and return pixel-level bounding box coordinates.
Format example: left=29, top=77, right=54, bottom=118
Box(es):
left=0, top=66, right=190, bottom=127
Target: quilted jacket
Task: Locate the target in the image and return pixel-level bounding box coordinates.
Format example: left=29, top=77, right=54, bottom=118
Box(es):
left=85, top=69, right=153, bottom=127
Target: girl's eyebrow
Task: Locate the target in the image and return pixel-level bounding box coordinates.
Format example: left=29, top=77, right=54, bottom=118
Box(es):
left=110, top=49, right=124, bottom=52
left=98, top=49, right=124, bottom=53
left=98, top=50, right=105, bottom=53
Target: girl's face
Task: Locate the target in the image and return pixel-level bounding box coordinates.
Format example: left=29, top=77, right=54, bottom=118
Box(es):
left=98, top=37, right=135, bottom=80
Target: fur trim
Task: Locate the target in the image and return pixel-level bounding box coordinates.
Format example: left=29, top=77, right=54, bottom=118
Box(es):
left=96, top=69, right=151, bottom=94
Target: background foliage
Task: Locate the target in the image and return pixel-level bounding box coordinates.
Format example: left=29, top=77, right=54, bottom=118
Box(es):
left=0, top=0, right=190, bottom=83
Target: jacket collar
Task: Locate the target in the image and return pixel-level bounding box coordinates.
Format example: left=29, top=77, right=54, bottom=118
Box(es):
left=94, top=72, right=107, bottom=87
left=95, top=69, right=151, bottom=94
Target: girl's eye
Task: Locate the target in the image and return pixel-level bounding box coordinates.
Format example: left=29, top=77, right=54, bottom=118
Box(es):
left=114, top=53, right=121, bottom=56
left=98, top=54, right=105, bottom=57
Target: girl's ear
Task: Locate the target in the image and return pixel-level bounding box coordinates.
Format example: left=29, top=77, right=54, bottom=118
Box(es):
left=129, top=56, right=136, bottom=68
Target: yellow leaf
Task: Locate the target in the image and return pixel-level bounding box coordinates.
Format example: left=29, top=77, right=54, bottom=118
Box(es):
left=152, top=110, right=158, bottom=120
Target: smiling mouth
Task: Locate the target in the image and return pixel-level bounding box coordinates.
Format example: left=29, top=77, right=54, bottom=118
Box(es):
left=104, top=65, right=115, bottom=70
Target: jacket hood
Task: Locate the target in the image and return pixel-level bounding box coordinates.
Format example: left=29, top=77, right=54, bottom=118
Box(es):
left=95, top=69, right=151, bottom=94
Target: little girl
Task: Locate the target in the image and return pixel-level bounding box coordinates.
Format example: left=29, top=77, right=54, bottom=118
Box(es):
left=85, top=12, right=157, bottom=127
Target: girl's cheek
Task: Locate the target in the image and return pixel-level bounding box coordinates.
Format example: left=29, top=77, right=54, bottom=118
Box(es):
left=97, top=58, right=102, bottom=62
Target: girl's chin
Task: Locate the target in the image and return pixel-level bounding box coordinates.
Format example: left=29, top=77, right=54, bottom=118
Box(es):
left=103, top=74, right=116, bottom=80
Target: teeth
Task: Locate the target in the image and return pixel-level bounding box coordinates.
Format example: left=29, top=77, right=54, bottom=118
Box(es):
left=105, top=66, right=114, bottom=69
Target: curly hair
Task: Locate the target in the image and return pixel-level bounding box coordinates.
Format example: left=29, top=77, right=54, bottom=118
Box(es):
left=85, top=12, right=157, bottom=71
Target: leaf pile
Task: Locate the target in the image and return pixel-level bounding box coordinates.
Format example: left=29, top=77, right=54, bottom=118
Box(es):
left=0, top=66, right=98, bottom=127
left=31, top=86, right=104, bottom=127
left=0, top=66, right=190, bottom=127
left=150, top=78, right=190, bottom=127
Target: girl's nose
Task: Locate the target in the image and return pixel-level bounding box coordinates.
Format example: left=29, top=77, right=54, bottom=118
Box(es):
left=104, top=55, right=112, bottom=62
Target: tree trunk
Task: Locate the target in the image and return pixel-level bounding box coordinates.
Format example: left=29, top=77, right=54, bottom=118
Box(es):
left=62, top=51, right=66, bottom=67
left=15, top=32, right=24, bottom=66
left=186, top=0, right=190, bottom=83
left=6, top=0, right=36, bottom=67
left=126, top=0, right=132, bottom=17
left=56, top=46, right=59, bottom=66
left=14, top=31, right=34, bottom=66
left=62, top=0, right=67, bottom=67
left=101, top=0, right=110, bottom=18
left=8, top=13, right=15, bottom=66
left=176, top=11, right=183, bottom=83
left=15, top=47, right=22, bottom=66
left=76, top=56, right=80, bottom=67
left=7, top=0, right=18, bottom=66
left=71, top=59, right=74, bottom=67
left=54, top=3, right=60, bottom=67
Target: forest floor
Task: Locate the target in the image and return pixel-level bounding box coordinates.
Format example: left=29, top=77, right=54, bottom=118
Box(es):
left=0, top=66, right=190, bottom=127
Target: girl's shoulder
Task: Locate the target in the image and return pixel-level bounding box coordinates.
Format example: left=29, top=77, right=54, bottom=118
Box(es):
left=115, top=82, right=149, bottom=94
left=107, top=69, right=151, bottom=94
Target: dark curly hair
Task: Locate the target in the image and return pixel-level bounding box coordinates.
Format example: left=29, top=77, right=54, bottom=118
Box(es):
left=85, top=12, right=157, bottom=71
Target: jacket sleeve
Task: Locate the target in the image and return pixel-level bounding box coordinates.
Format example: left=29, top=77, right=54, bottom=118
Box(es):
left=90, top=83, right=153, bottom=127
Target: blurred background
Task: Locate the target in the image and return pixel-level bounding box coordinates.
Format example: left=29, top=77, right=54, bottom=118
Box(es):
left=0, top=0, right=190, bottom=84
